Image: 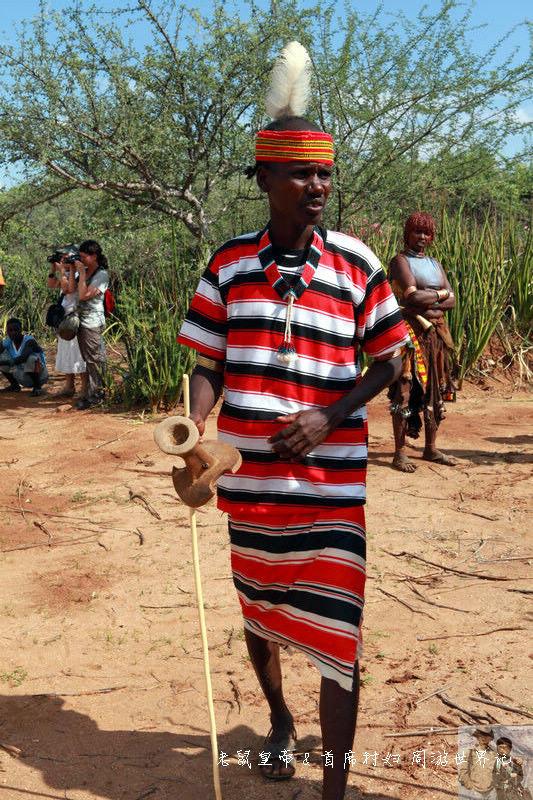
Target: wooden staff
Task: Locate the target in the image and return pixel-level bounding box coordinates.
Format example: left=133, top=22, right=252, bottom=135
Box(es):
left=182, top=373, right=222, bottom=800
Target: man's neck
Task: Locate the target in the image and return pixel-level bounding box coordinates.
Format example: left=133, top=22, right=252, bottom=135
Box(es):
left=12, top=335, right=23, bottom=347
left=269, top=220, right=315, bottom=251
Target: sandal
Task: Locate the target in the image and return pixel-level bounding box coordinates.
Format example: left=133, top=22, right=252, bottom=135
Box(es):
left=259, top=726, right=297, bottom=781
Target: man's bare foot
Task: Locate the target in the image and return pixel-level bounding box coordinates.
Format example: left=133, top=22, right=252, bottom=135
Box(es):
left=392, top=452, right=416, bottom=472
left=422, top=449, right=458, bottom=466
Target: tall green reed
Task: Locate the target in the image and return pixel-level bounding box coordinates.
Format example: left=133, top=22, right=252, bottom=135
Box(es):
left=362, top=209, right=528, bottom=379
left=0, top=253, right=50, bottom=338
left=437, top=209, right=520, bottom=378
left=506, top=218, right=532, bottom=337
left=110, top=227, right=204, bottom=410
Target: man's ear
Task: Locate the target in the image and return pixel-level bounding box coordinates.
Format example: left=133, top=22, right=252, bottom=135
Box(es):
left=256, top=165, right=271, bottom=194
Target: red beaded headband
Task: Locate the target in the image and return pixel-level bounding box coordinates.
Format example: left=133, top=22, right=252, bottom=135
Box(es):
left=255, top=130, right=334, bottom=165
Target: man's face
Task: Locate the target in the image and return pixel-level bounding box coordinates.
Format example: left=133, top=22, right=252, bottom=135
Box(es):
left=258, top=161, right=332, bottom=228
left=475, top=734, right=492, bottom=749
left=6, top=322, right=22, bottom=341
left=497, top=744, right=511, bottom=758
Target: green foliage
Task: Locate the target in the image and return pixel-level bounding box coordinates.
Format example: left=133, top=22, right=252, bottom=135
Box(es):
left=1, top=179, right=530, bottom=410
left=438, top=210, right=525, bottom=377
left=0, top=666, right=27, bottom=687
left=0, top=188, right=194, bottom=337
left=507, top=222, right=533, bottom=336
left=361, top=209, right=532, bottom=378
left=0, top=0, right=530, bottom=405
left=110, top=225, right=201, bottom=410
left=0, top=247, right=48, bottom=335
left=0, top=0, right=530, bottom=240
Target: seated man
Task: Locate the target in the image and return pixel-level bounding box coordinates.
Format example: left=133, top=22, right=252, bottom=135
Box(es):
left=0, top=318, right=48, bottom=397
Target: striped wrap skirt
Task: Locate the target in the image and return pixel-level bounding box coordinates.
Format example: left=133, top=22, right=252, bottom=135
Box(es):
left=228, top=506, right=366, bottom=691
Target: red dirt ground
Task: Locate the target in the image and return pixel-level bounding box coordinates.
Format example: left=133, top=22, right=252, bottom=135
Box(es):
left=0, top=369, right=531, bottom=800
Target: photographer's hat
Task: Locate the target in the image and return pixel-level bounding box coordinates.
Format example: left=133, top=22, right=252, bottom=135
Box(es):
left=57, top=312, right=80, bottom=341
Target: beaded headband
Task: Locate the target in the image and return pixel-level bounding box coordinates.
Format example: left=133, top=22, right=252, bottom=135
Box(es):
left=255, top=130, right=334, bottom=165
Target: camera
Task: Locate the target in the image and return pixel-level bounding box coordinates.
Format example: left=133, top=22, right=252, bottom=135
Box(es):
left=47, top=244, right=80, bottom=265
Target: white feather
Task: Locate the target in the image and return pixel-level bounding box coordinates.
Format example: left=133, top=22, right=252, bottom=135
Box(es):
left=265, top=41, right=311, bottom=120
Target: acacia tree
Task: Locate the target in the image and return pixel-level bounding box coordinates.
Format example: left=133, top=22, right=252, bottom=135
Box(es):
left=0, top=0, right=530, bottom=241
left=0, top=0, right=296, bottom=240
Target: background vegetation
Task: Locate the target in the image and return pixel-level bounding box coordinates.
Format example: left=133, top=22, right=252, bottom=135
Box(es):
left=0, top=0, right=531, bottom=408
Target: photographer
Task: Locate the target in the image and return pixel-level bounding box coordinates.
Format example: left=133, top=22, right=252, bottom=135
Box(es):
left=47, top=249, right=87, bottom=398
left=73, top=240, right=109, bottom=410
left=0, top=318, right=48, bottom=396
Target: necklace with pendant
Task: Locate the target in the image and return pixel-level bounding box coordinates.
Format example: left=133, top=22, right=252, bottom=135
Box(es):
left=258, top=225, right=325, bottom=366
left=277, top=292, right=297, bottom=363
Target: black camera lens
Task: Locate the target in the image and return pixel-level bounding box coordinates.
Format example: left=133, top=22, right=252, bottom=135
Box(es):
left=47, top=244, right=79, bottom=264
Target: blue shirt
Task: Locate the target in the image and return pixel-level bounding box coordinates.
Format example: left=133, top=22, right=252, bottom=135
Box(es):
left=2, top=335, right=46, bottom=367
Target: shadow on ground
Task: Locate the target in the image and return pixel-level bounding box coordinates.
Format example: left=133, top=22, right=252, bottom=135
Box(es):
left=0, top=694, right=463, bottom=799
left=368, top=446, right=532, bottom=469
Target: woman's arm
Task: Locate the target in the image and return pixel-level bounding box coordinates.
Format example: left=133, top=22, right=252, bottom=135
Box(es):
left=76, top=262, right=102, bottom=300
left=47, top=261, right=63, bottom=290
left=421, top=262, right=455, bottom=318
left=390, top=253, right=446, bottom=312
left=433, top=261, right=455, bottom=311
left=64, top=263, right=76, bottom=295
left=47, top=261, right=75, bottom=294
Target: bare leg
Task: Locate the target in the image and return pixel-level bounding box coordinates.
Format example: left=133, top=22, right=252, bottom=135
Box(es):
left=392, top=414, right=416, bottom=472
left=422, top=420, right=457, bottom=466
left=79, top=372, right=89, bottom=397
left=29, top=359, right=44, bottom=396
left=1, top=370, right=21, bottom=391
left=320, top=665, right=360, bottom=800
left=244, top=629, right=295, bottom=778
left=57, top=373, right=75, bottom=396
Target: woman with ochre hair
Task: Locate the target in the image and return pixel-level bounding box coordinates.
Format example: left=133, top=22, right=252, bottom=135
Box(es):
left=388, top=212, right=458, bottom=472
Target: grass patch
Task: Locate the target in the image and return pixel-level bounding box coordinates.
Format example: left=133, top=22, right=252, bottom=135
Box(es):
left=1, top=666, right=27, bottom=687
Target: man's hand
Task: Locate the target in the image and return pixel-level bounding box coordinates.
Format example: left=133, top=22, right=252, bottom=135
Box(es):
left=269, top=408, right=333, bottom=460
left=188, top=365, right=224, bottom=437
left=190, top=412, right=206, bottom=437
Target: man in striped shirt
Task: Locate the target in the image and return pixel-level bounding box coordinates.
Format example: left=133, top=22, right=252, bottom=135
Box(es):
left=178, top=113, right=409, bottom=799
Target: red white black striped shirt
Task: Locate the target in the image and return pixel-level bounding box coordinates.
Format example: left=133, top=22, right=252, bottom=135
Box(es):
left=178, top=226, right=409, bottom=523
